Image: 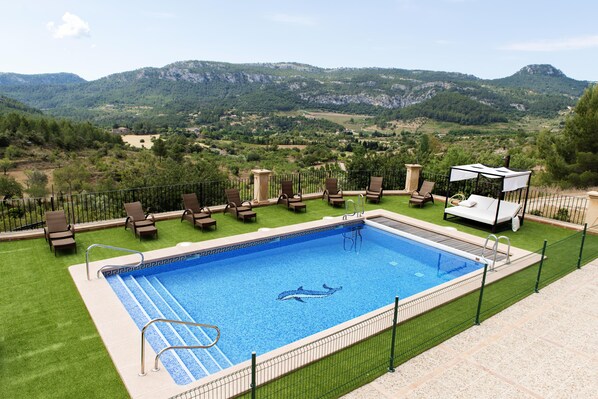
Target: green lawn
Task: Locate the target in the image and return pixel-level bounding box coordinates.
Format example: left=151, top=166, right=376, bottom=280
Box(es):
left=0, top=196, right=588, bottom=399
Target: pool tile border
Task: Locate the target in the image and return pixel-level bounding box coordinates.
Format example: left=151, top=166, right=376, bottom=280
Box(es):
left=102, top=220, right=363, bottom=276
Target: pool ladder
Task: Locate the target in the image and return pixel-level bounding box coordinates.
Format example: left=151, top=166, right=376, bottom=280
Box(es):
left=481, top=234, right=511, bottom=271
left=85, top=243, right=144, bottom=280
left=139, top=318, right=221, bottom=376
left=343, top=194, right=365, bottom=220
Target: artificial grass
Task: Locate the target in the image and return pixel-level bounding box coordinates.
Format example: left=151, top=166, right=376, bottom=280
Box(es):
left=0, top=196, right=588, bottom=399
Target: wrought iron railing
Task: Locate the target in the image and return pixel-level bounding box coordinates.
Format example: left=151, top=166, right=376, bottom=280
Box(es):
left=0, top=168, right=588, bottom=232
left=0, top=178, right=251, bottom=232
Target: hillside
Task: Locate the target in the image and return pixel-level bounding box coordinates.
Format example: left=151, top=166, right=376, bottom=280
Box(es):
left=0, top=95, right=42, bottom=115
left=0, top=61, right=590, bottom=127
left=0, top=72, right=85, bottom=86
left=491, top=65, right=588, bottom=97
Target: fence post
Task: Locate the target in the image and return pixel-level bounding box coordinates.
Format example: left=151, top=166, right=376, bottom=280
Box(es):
left=534, top=240, right=548, bottom=293
left=388, top=296, right=399, bottom=372
left=577, top=223, right=587, bottom=269
left=251, top=351, right=256, bottom=399
left=475, top=263, right=489, bottom=325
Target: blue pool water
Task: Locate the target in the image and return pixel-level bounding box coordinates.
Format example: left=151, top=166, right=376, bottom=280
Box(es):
left=106, top=223, right=483, bottom=385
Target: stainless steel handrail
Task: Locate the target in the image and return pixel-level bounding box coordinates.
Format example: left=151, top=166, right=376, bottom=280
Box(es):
left=357, top=193, right=365, bottom=216
left=342, top=194, right=365, bottom=220
left=343, top=199, right=357, bottom=220
left=85, top=243, right=144, bottom=280
left=139, top=318, right=221, bottom=376
left=481, top=234, right=511, bottom=271
left=497, top=235, right=511, bottom=265
left=481, top=234, right=499, bottom=271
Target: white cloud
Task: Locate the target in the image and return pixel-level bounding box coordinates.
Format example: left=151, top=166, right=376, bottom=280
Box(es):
left=47, top=12, right=90, bottom=39
left=501, top=35, right=598, bottom=52
left=265, top=13, right=316, bottom=26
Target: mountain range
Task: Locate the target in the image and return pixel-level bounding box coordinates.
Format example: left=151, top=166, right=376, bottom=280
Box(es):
left=0, top=61, right=591, bottom=127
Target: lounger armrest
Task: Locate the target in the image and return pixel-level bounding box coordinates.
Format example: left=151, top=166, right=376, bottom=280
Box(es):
left=277, top=193, right=289, bottom=204
left=145, top=213, right=155, bottom=223
left=241, top=200, right=253, bottom=209
left=295, top=192, right=302, bottom=201
left=124, top=215, right=132, bottom=230
left=201, top=206, right=212, bottom=216
left=322, top=189, right=329, bottom=199
left=413, top=189, right=432, bottom=198
left=69, top=224, right=75, bottom=238
left=181, top=209, right=192, bottom=222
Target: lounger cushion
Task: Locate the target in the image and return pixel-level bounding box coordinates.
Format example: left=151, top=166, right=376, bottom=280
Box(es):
left=445, top=195, right=521, bottom=225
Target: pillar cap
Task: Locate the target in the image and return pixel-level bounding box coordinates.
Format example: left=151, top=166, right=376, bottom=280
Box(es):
left=405, top=164, right=422, bottom=169
left=588, top=191, right=598, bottom=199
left=251, top=168, right=272, bottom=175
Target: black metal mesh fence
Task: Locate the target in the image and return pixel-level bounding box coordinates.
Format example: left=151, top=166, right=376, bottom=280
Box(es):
left=171, top=226, right=598, bottom=399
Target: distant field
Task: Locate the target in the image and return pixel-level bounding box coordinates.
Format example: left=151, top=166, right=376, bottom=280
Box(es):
left=277, top=144, right=308, bottom=150
left=121, top=134, right=160, bottom=148
left=280, top=110, right=564, bottom=136
left=302, top=111, right=371, bottom=124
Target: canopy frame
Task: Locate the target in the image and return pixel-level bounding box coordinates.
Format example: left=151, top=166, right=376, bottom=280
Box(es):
left=443, top=163, right=532, bottom=232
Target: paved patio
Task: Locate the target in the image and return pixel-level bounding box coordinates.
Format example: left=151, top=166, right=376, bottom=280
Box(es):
left=344, top=261, right=598, bottom=399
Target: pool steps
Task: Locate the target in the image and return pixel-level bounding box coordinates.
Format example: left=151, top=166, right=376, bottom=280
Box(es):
left=113, top=275, right=194, bottom=384
left=114, top=274, right=231, bottom=384
left=128, top=277, right=211, bottom=378
left=149, top=277, right=233, bottom=368
left=136, top=277, right=225, bottom=373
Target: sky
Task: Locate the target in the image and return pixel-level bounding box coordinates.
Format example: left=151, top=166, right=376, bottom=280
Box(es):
left=1, top=0, right=597, bottom=82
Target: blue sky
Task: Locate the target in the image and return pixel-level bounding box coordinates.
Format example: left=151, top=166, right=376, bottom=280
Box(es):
left=2, top=0, right=597, bottom=81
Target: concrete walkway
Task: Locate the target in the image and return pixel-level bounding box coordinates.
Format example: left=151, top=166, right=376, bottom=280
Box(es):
left=344, top=261, right=598, bottom=399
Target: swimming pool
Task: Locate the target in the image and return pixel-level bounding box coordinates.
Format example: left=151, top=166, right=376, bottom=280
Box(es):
left=105, top=222, right=484, bottom=385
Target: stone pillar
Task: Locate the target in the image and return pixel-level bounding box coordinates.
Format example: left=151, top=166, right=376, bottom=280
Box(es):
left=252, top=169, right=272, bottom=204
left=405, top=164, right=422, bottom=192
left=586, top=191, right=598, bottom=231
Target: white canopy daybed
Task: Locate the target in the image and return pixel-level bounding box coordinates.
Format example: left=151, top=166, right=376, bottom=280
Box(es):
left=443, top=163, right=532, bottom=232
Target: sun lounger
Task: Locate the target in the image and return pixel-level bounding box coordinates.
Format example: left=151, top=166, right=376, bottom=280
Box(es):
left=277, top=180, right=305, bottom=212
left=124, top=201, right=158, bottom=240
left=323, top=178, right=344, bottom=207
left=181, top=193, right=216, bottom=230
left=44, top=210, right=75, bottom=252
left=409, top=180, right=435, bottom=207
left=365, top=176, right=383, bottom=203
left=224, top=188, right=256, bottom=222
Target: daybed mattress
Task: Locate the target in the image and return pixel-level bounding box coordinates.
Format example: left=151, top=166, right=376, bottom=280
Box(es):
left=444, top=195, right=521, bottom=225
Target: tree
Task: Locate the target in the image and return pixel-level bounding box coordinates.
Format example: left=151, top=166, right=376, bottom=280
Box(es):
left=0, top=175, right=23, bottom=198
left=0, top=157, right=13, bottom=174
left=25, top=169, right=48, bottom=198
left=53, top=164, right=91, bottom=193
left=151, top=137, right=167, bottom=161
left=538, top=84, right=598, bottom=187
